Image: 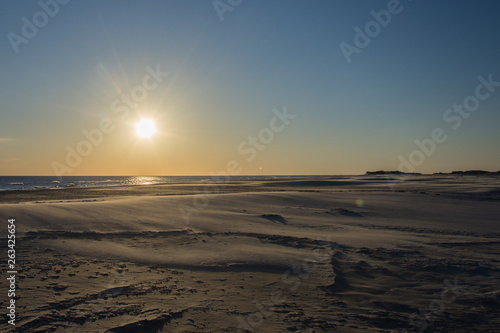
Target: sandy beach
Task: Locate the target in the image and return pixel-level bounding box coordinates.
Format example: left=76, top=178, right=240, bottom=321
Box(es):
left=4, top=0, right=500, bottom=331
left=1, top=175, right=499, bottom=332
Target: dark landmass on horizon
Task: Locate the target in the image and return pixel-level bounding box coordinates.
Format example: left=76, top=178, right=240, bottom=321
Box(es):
left=366, top=170, right=500, bottom=176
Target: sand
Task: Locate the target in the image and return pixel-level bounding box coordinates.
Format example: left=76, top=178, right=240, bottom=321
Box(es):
left=0, top=175, right=499, bottom=332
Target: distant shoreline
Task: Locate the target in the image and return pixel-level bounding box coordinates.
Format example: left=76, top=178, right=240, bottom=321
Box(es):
left=1, top=174, right=499, bottom=204
left=366, top=170, right=500, bottom=176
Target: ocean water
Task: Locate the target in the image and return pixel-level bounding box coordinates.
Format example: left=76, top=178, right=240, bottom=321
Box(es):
left=0, top=175, right=286, bottom=191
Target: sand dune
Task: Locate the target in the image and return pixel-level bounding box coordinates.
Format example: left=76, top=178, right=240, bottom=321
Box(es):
left=0, top=175, right=499, bottom=332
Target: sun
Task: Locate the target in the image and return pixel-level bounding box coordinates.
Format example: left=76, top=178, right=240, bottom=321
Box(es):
left=135, top=119, right=157, bottom=138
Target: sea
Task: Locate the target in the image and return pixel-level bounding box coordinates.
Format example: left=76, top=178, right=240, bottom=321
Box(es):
left=0, top=175, right=289, bottom=191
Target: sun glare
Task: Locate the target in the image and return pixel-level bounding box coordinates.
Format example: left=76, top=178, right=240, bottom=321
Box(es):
left=135, top=119, right=157, bottom=138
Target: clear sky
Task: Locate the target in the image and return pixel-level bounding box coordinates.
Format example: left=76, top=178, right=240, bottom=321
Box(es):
left=1, top=0, right=500, bottom=176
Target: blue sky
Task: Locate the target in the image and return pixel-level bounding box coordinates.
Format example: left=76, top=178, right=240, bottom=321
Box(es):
left=1, top=0, right=499, bottom=175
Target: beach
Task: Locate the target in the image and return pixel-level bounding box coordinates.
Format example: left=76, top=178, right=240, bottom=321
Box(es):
left=1, top=175, right=499, bottom=332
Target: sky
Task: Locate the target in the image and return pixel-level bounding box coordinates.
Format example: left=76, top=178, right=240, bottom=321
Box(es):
left=1, top=0, right=500, bottom=176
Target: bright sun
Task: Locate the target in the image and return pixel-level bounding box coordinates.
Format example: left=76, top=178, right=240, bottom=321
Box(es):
left=135, top=119, right=157, bottom=138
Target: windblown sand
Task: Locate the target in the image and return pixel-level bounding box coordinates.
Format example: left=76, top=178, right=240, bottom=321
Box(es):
left=1, top=175, right=499, bottom=332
